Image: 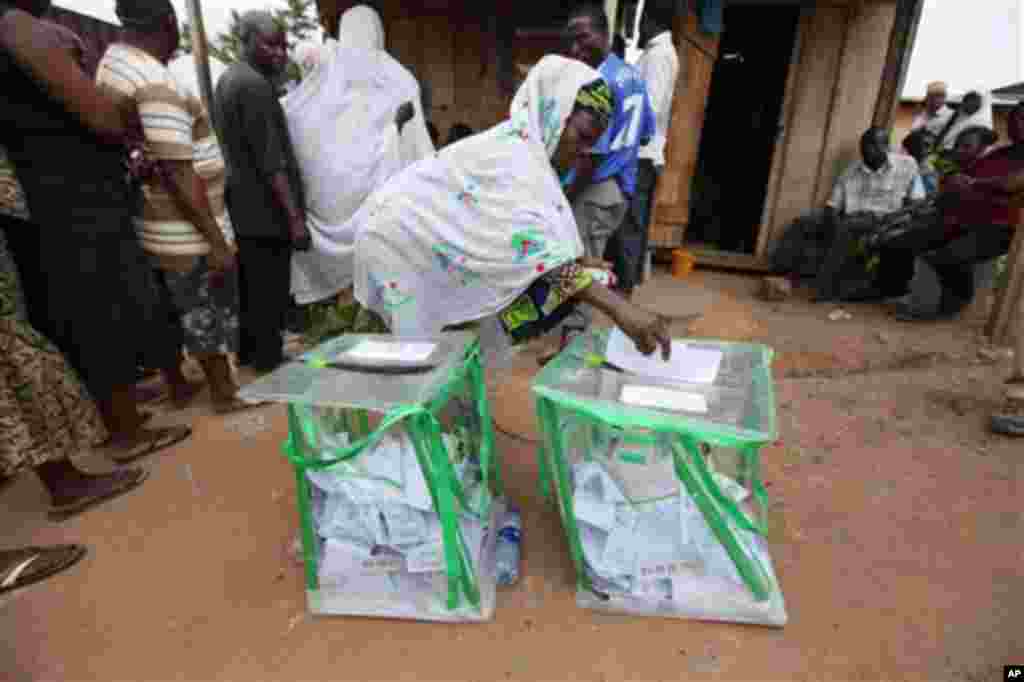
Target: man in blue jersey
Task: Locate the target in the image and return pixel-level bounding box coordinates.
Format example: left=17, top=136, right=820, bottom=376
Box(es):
left=565, top=3, right=656, bottom=299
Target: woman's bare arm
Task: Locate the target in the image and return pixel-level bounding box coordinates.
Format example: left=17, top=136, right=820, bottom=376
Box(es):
left=576, top=282, right=672, bottom=359
left=0, top=8, right=138, bottom=143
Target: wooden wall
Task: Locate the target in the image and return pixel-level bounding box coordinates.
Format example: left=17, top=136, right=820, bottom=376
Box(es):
left=644, top=0, right=905, bottom=259
left=390, top=7, right=513, bottom=136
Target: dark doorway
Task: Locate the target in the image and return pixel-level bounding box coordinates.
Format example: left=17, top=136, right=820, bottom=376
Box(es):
left=686, top=4, right=801, bottom=255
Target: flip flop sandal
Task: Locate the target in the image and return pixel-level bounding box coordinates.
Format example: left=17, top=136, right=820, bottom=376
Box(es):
left=0, top=544, right=87, bottom=595
left=108, top=425, right=192, bottom=465
left=990, top=414, right=1024, bottom=437
left=991, top=397, right=1024, bottom=437
left=213, top=397, right=269, bottom=416
left=48, top=469, right=150, bottom=522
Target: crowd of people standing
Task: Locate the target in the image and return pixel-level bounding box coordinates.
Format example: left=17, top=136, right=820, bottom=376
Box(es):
left=0, top=0, right=683, bottom=591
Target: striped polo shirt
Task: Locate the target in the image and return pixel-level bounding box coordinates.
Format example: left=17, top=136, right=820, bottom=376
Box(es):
left=96, top=44, right=233, bottom=268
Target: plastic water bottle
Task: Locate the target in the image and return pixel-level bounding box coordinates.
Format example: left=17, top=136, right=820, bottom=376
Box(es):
left=495, top=505, right=521, bottom=586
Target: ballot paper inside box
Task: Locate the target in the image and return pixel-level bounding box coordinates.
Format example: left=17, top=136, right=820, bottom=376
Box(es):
left=532, top=329, right=787, bottom=626
left=238, top=332, right=502, bottom=622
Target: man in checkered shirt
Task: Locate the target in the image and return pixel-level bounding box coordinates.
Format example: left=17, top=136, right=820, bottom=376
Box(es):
left=771, top=127, right=925, bottom=302
left=826, top=127, right=925, bottom=218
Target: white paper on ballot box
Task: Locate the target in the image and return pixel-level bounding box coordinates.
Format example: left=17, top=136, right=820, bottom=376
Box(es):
left=606, top=327, right=723, bottom=384
left=347, top=340, right=437, bottom=363
left=620, top=384, right=708, bottom=414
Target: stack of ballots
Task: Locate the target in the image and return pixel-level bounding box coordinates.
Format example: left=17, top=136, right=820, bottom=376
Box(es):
left=307, top=422, right=498, bottom=620
left=238, top=332, right=501, bottom=622
left=533, top=328, right=787, bottom=626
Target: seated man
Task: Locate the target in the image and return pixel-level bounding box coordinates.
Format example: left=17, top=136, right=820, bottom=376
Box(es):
left=911, top=80, right=954, bottom=138
left=774, top=127, right=924, bottom=302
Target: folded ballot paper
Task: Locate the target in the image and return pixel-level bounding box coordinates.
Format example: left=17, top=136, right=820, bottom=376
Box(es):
left=570, top=457, right=787, bottom=626
left=305, top=424, right=497, bottom=621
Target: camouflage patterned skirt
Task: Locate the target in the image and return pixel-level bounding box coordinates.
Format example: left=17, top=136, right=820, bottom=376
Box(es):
left=0, top=233, right=107, bottom=476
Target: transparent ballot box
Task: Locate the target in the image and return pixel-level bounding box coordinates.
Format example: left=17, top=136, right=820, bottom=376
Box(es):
left=531, top=330, right=787, bottom=626
left=239, top=333, right=502, bottom=622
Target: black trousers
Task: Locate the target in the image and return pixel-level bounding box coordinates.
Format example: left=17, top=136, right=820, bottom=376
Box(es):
left=878, top=223, right=1013, bottom=313
left=631, top=160, right=659, bottom=286
left=873, top=221, right=951, bottom=299
left=236, top=237, right=292, bottom=371
left=604, top=205, right=644, bottom=295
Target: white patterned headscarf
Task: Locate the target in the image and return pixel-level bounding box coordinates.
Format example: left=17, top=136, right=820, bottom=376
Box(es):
left=509, top=55, right=609, bottom=165
left=352, top=56, right=607, bottom=336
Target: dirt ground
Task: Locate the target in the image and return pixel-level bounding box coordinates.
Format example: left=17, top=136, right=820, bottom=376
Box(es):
left=2, top=268, right=1021, bottom=681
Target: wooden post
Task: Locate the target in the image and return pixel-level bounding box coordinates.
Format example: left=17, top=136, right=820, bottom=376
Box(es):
left=185, top=0, right=214, bottom=117
left=987, top=200, right=1024, bottom=346
left=872, top=0, right=925, bottom=129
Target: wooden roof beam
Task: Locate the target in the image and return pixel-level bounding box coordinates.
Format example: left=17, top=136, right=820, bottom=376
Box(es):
left=872, top=0, right=925, bottom=129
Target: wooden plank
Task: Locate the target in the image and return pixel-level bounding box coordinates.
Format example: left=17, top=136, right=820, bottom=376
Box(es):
left=648, top=6, right=719, bottom=249
left=689, top=247, right=771, bottom=273
left=814, top=1, right=897, bottom=207
left=872, top=0, right=926, bottom=129
left=988, top=203, right=1024, bottom=345
left=765, top=5, right=847, bottom=239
